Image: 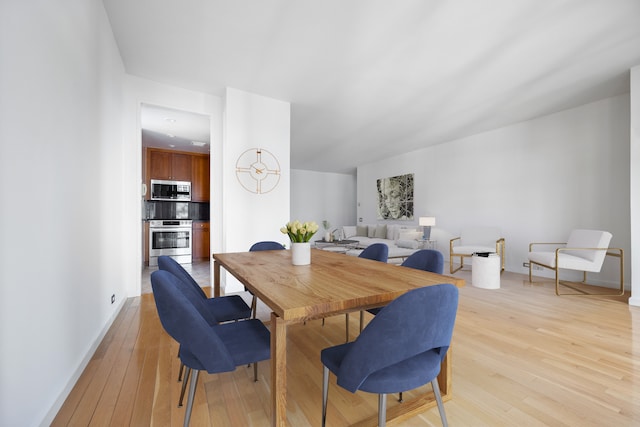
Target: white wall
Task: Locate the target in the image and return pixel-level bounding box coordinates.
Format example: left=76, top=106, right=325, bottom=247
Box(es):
left=358, top=95, right=631, bottom=288
left=291, top=169, right=357, bottom=239
left=222, top=88, right=291, bottom=292
left=630, top=65, right=640, bottom=305
left=0, top=1, right=127, bottom=425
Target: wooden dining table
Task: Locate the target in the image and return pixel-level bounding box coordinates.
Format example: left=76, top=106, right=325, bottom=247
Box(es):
left=213, top=248, right=465, bottom=427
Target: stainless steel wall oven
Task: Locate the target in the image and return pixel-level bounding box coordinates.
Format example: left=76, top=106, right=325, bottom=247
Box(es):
left=149, top=220, right=192, bottom=266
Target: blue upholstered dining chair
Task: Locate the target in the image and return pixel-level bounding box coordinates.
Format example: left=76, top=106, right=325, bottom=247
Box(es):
left=401, top=249, right=445, bottom=274
left=249, top=241, right=286, bottom=252
left=361, top=249, right=445, bottom=332
left=342, top=243, right=390, bottom=342
left=158, top=256, right=253, bottom=406
left=151, top=270, right=271, bottom=427
left=359, top=243, right=389, bottom=263
left=248, top=241, right=285, bottom=317
left=321, top=284, right=459, bottom=427
left=361, top=249, right=445, bottom=402
left=158, top=255, right=251, bottom=322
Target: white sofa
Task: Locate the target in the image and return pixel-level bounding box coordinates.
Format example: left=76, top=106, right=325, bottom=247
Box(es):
left=338, top=224, right=425, bottom=260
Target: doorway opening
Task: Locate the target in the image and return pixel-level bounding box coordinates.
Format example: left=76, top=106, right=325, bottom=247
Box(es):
left=140, top=103, right=211, bottom=294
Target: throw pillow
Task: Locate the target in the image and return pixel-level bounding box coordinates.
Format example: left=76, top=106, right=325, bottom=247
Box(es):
left=356, top=225, right=368, bottom=237
left=367, top=225, right=376, bottom=238
left=343, top=226, right=357, bottom=238
left=386, top=224, right=397, bottom=240
left=375, top=224, right=387, bottom=239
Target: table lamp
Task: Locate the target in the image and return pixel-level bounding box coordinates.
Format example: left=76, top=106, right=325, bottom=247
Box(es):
left=419, top=217, right=436, bottom=240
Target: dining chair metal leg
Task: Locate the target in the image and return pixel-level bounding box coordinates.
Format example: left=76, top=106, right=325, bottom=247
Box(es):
left=178, top=366, right=191, bottom=407
left=322, top=366, right=329, bottom=427
left=359, top=310, right=364, bottom=333
left=398, top=391, right=403, bottom=402
left=432, top=377, right=448, bottom=427
left=378, top=393, right=387, bottom=427
left=184, top=369, right=199, bottom=427
left=254, top=362, right=258, bottom=382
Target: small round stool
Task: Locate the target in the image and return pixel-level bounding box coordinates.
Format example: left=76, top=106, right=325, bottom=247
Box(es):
left=471, top=253, right=501, bottom=289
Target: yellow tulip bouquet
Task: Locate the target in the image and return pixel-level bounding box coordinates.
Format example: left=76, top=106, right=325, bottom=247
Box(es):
left=280, top=220, right=319, bottom=243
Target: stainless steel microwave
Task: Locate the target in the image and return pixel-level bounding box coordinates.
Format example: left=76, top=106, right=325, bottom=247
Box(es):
left=150, top=179, right=191, bottom=201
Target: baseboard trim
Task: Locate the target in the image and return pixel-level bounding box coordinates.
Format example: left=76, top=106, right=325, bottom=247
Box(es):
left=40, top=298, right=127, bottom=427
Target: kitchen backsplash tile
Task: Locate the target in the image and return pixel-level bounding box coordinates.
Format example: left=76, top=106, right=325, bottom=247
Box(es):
left=144, top=201, right=210, bottom=220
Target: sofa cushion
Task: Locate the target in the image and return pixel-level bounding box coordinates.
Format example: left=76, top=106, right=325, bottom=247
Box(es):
left=386, top=224, right=401, bottom=240
left=352, top=237, right=387, bottom=248
left=356, top=225, right=368, bottom=237
left=343, top=226, right=357, bottom=238
left=398, top=230, right=422, bottom=241
left=374, top=224, right=387, bottom=238
left=367, top=225, right=376, bottom=238
left=397, top=239, right=421, bottom=249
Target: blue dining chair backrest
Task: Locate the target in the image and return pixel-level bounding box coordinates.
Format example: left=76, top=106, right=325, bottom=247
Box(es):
left=400, top=249, right=444, bottom=274
left=337, top=283, right=459, bottom=393
left=158, top=255, right=251, bottom=324
left=156, top=260, right=219, bottom=325
left=151, top=270, right=235, bottom=373
left=366, top=250, right=444, bottom=322
left=158, top=255, right=208, bottom=299
left=249, top=241, right=285, bottom=251
left=247, top=241, right=286, bottom=317
left=359, top=243, right=389, bottom=263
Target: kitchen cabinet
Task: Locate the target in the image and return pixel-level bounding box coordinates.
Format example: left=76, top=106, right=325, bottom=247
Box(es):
left=147, top=148, right=192, bottom=181
left=192, top=221, right=210, bottom=260
left=191, top=154, right=210, bottom=202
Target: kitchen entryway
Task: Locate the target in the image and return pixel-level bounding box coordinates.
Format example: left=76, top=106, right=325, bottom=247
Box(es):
left=140, top=103, right=212, bottom=294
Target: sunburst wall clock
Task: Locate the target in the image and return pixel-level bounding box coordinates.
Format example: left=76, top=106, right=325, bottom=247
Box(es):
left=235, top=147, right=281, bottom=194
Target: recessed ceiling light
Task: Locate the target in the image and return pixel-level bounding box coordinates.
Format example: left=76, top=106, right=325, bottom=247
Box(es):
left=169, top=144, right=176, bottom=148
left=167, top=133, right=175, bottom=138
left=191, top=140, right=208, bottom=147
left=164, top=117, right=176, bottom=123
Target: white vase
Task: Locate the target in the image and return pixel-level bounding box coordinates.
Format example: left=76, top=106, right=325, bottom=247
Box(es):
left=291, top=242, right=311, bottom=265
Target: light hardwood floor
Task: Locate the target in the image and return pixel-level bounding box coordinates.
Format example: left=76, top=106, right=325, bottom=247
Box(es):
left=53, top=263, right=640, bottom=426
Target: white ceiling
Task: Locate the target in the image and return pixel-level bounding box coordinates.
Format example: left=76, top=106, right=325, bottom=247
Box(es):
left=104, top=0, right=640, bottom=173
left=141, top=104, right=211, bottom=154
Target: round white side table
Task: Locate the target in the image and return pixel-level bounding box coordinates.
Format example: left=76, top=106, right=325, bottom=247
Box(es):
left=471, top=253, right=501, bottom=289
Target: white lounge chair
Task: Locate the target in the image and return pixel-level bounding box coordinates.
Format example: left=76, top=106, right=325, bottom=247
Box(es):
left=527, top=229, right=624, bottom=296
left=449, top=227, right=505, bottom=274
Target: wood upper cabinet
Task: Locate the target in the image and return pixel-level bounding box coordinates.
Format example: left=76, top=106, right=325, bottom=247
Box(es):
left=148, top=149, right=170, bottom=180
left=191, top=154, right=210, bottom=202
left=145, top=148, right=210, bottom=201
left=147, top=148, right=192, bottom=181
left=192, top=221, right=210, bottom=260
left=171, top=153, right=192, bottom=181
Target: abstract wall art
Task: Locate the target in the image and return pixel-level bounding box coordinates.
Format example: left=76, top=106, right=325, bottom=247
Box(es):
left=376, top=173, right=414, bottom=220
